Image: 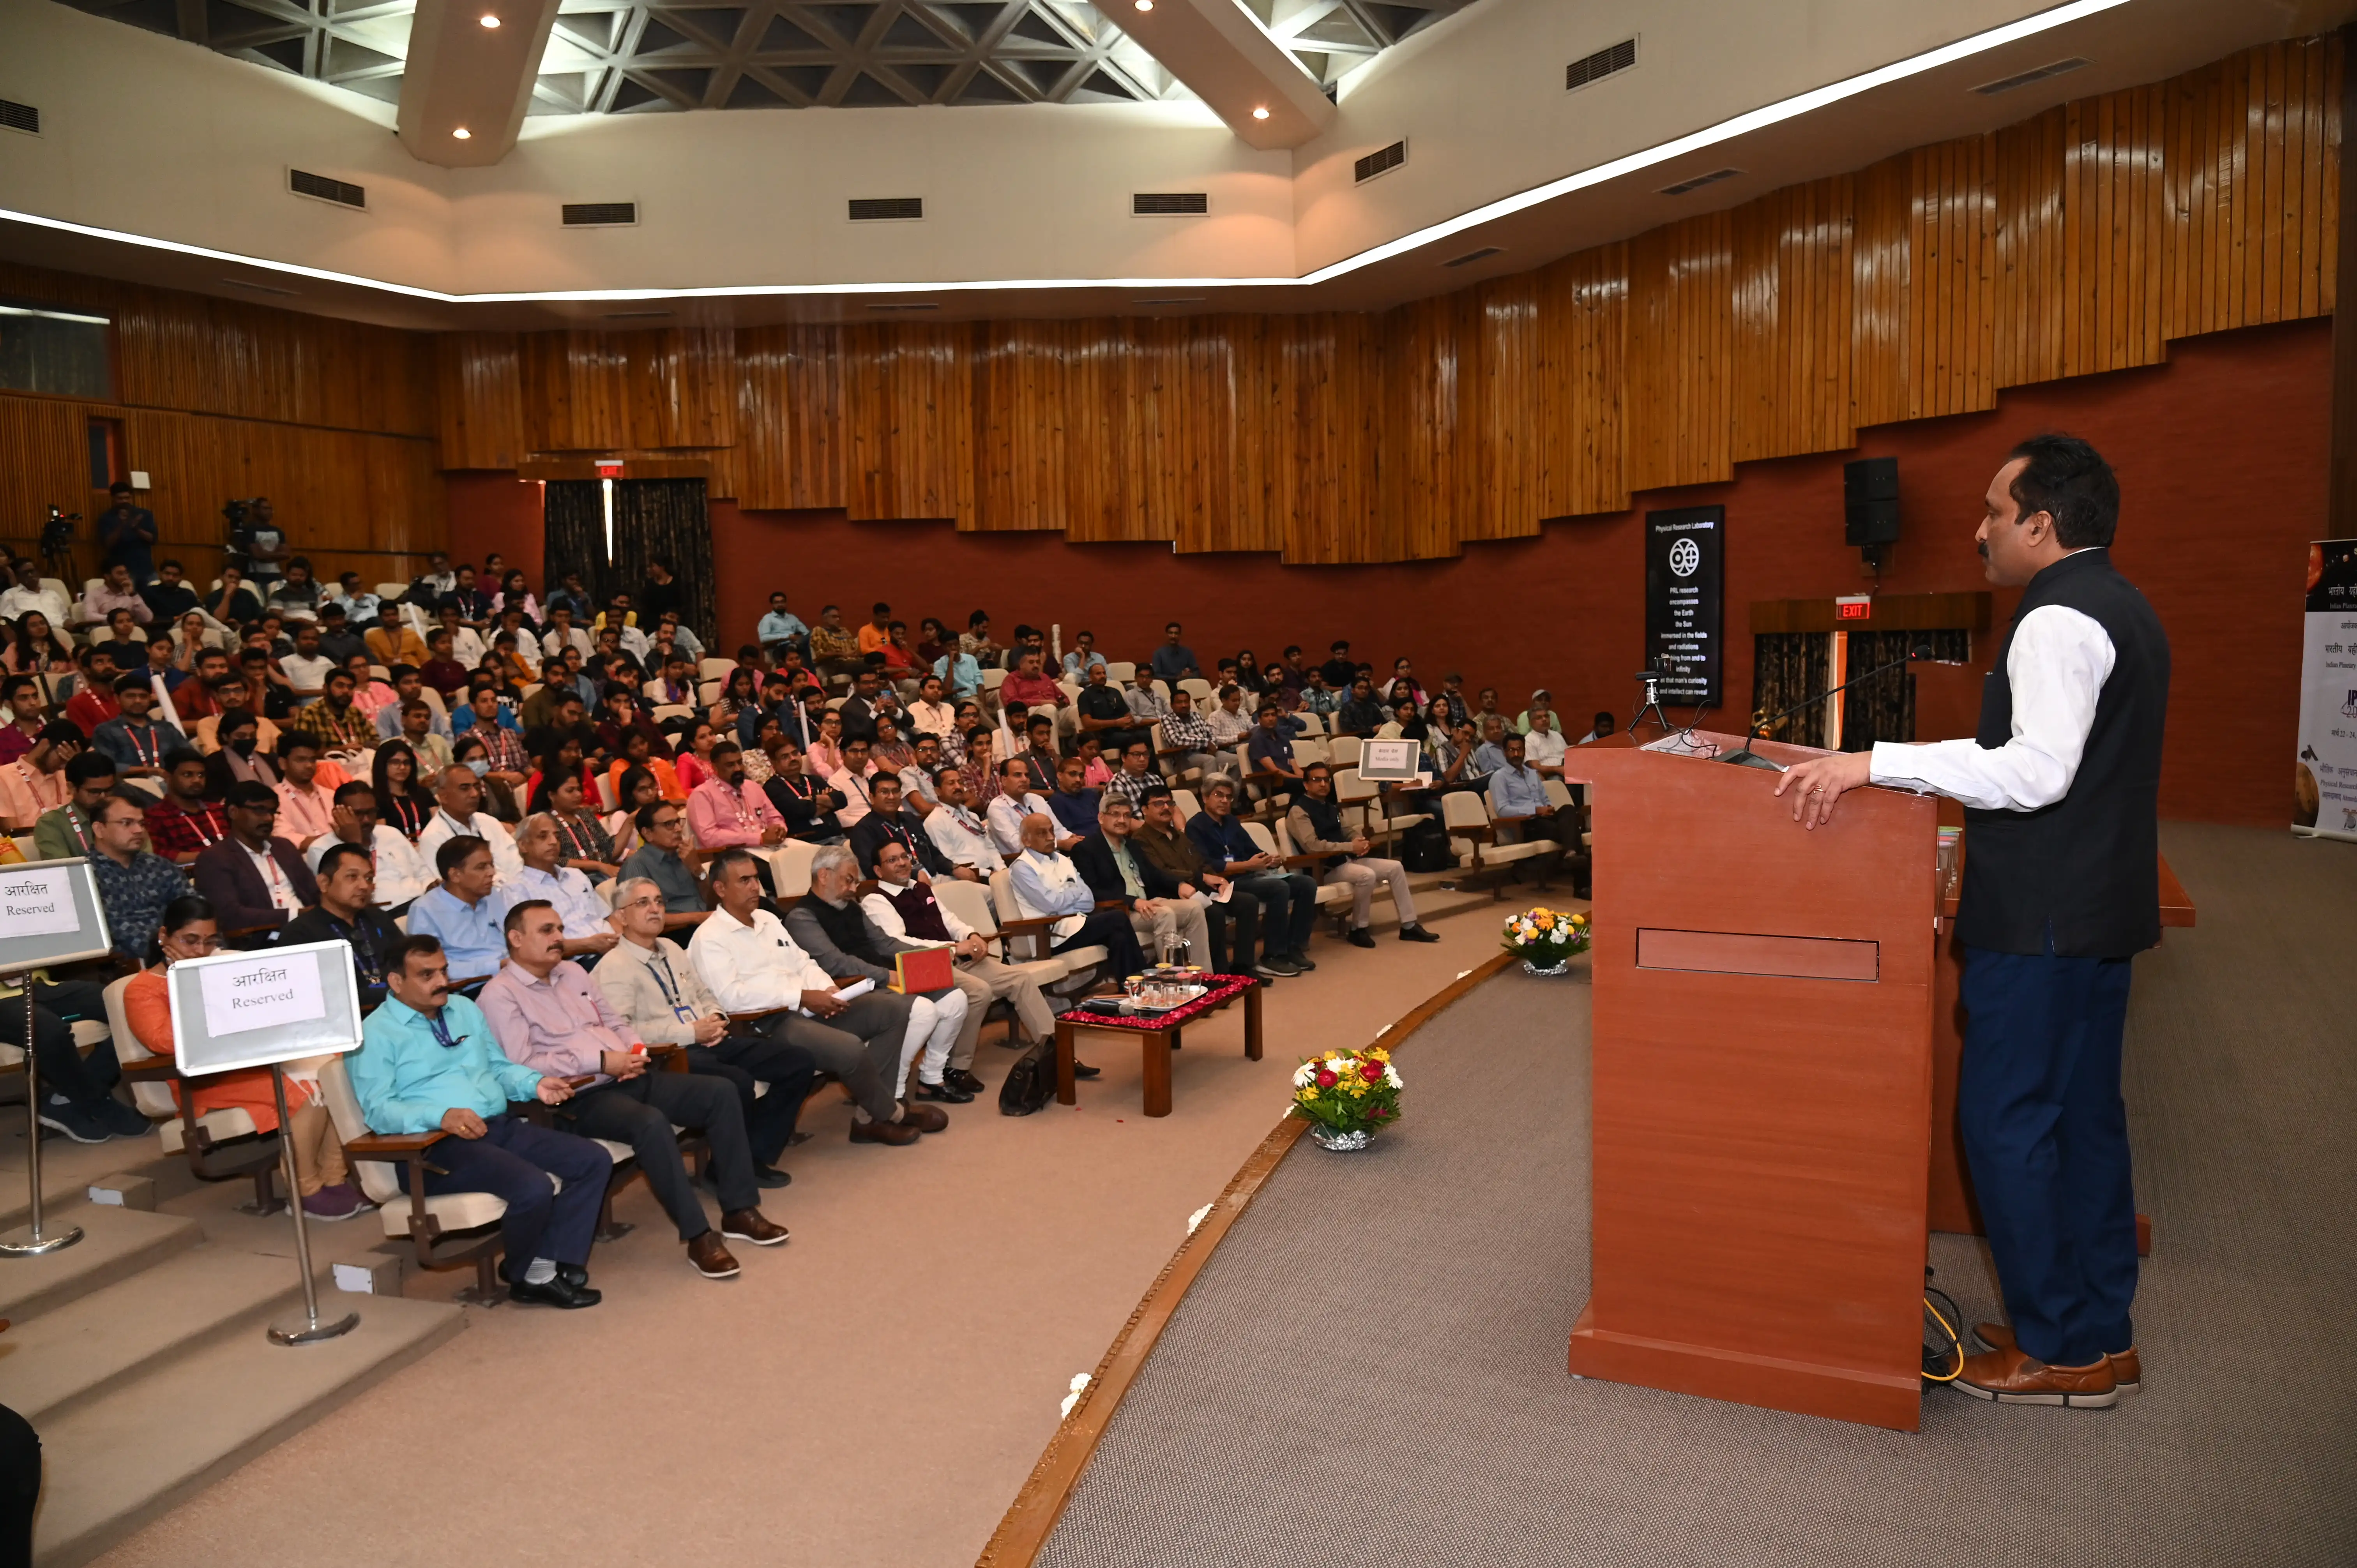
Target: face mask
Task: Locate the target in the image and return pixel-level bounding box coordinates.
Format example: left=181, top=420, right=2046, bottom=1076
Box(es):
left=466, top=758, right=491, bottom=777
left=228, top=736, right=256, bottom=758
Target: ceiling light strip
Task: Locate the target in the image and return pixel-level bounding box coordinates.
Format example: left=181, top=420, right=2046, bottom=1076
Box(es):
left=0, top=0, right=2127, bottom=305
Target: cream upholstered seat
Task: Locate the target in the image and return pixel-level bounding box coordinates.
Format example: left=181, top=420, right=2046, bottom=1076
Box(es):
left=767, top=839, right=817, bottom=900
left=1276, top=820, right=1384, bottom=917
left=1170, top=789, right=1200, bottom=823
left=1328, top=735, right=1363, bottom=769
left=987, top=869, right=1107, bottom=988
left=318, top=1057, right=513, bottom=1241
left=700, top=658, right=735, bottom=680
left=1293, top=711, right=1325, bottom=736
left=651, top=703, right=694, bottom=724
left=1178, top=677, right=1215, bottom=708
left=374, top=581, right=406, bottom=602
left=1104, top=661, right=1136, bottom=685
left=935, top=878, right=1070, bottom=988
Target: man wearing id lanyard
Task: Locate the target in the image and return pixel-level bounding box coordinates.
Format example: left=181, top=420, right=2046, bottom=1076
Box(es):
left=1777, top=435, right=2167, bottom=1411
left=278, top=843, right=401, bottom=1008
left=597, top=879, right=817, bottom=1188
left=92, top=672, right=185, bottom=781
left=33, top=750, right=119, bottom=861
left=143, top=750, right=230, bottom=866
left=191, top=781, right=318, bottom=941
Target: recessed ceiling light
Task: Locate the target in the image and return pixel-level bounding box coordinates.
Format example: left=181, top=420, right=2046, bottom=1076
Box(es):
left=1133, top=0, right=1151, bottom=10
left=1251, top=105, right=1270, bottom=120
left=479, top=12, right=500, bottom=25
left=452, top=127, right=472, bottom=139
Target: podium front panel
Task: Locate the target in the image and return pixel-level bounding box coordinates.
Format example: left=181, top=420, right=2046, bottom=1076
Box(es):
left=1565, top=736, right=1935, bottom=1430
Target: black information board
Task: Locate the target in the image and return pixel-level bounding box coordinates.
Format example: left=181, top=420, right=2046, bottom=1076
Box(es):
left=1643, top=506, right=1724, bottom=708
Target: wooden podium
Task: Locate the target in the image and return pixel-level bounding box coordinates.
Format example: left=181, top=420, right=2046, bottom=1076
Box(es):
left=1563, top=733, right=1936, bottom=1430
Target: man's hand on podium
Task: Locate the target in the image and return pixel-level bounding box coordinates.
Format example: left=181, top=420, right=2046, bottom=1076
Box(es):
left=1774, top=750, right=1875, bottom=830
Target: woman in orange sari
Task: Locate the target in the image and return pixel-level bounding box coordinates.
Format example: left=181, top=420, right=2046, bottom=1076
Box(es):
left=124, top=894, right=364, bottom=1220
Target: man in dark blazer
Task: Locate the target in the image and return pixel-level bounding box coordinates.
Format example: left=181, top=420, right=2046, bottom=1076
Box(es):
left=1071, top=794, right=1210, bottom=969
left=192, top=780, right=318, bottom=944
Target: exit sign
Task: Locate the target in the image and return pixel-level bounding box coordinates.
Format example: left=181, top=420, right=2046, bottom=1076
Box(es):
left=1834, top=595, right=1873, bottom=621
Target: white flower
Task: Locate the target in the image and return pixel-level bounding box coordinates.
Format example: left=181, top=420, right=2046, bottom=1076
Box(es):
left=1292, top=1063, right=1315, bottom=1087
left=1384, top=1067, right=1402, bottom=1088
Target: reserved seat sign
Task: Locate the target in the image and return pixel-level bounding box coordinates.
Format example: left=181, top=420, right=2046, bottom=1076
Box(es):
left=200, top=954, right=328, bottom=1037
left=167, top=939, right=365, bottom=1076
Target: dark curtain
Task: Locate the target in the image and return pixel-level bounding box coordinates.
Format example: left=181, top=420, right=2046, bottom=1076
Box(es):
left=543, top=479, right=717, bottom=649
left=1751, top=632, right=1832, bottom=749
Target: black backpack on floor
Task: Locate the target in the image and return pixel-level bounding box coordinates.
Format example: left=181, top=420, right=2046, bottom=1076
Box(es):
left=1398, top=818, right=1456, bottom=874
left=999, top=1038, right=1057, bottom=1116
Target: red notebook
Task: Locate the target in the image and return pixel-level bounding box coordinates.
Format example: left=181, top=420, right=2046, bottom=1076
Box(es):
left=891, top=947, right=956, bottom=995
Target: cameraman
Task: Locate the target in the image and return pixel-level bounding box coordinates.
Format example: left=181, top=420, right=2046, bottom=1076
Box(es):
left=96, top=482, right=157, bottom=585
left=224, top=496, right=286, bottom=587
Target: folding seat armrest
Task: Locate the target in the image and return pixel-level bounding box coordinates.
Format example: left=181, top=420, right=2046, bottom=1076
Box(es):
left=344, top=1129, right=447, bottom=1158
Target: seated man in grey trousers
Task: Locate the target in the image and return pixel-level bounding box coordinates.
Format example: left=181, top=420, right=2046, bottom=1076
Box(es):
left=687, top=847, right=949, bottom=1147
left=478, top=901, right=790, bottom=1282
left=1286, top=762, right=1443, bottom=948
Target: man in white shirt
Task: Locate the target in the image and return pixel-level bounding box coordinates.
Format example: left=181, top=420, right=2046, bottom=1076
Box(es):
left=417, top=764, right=525, bottom=886
left=988, top=758, right=1072, bottom=856
left=540, top=604, right=594, bottom=665
left=826, top=735, right=881, bottom=829
left=277, top=622, right=337, bottom=706
left=1008, top=812, right=1146, bottom=976
left=924, top=765, right=1004, bottom=875
left=863, top=839, right=1057, bottom=1062
left=1776, top=435, right=2167, bottom=1411
left=0, top=563, right=71, bottom=626
left=491, top=814, right=619, bottom=962
left=302, top=781, right=432, bottom=910
left=1523, top=709, right=1569, bottom=776
left=687, top=848, right=944, bottom=1146
left=434, top=603, right=487, bottom=671
left=905, top=675, right=957, bottom=741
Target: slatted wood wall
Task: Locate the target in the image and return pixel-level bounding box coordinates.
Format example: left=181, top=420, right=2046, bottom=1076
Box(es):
left=1, top=37, right=2340, bottom=572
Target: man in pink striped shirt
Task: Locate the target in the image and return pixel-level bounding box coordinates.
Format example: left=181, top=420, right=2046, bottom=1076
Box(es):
left=686, top=741, right=787, bottom=848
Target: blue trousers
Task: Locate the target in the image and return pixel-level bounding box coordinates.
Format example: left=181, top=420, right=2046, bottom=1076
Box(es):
left=1957, top=940, right=2139, bottom=1367
left=399, top=1115, right=610, bottom=1270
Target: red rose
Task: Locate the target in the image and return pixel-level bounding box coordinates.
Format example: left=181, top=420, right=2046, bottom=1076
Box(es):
left=1361, top=1063, right=1383, bottom=1081
left=1315, top=1070, right=1338, bottom=1088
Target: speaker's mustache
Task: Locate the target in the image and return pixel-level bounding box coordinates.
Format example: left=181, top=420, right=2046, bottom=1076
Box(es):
left=1977, top=541, right=1989, bottom=559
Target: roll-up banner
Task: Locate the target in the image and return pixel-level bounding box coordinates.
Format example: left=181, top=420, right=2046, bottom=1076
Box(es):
left=2295, top=539, right=2357, bottom=841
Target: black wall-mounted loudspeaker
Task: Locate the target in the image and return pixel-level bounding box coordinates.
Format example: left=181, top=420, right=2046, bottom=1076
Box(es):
left=1845, top=457, right=1900, bottom=546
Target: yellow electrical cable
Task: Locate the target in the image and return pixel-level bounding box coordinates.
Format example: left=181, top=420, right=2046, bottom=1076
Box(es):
left=1922, top=1297, right=1965, bottom=1382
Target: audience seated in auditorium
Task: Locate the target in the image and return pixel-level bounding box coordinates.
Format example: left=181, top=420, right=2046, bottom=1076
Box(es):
left=419, top=763, right=526, bottom=886
left=1290, top=763, right=1440, bottom=948
left=353, top=936, right=610, bottom=1308
left=1186, top=776, right=1317, bottom=974
left=491, top=814, right=618, bottom=962
left=191, top=781, right=318, bottom=940
left=33, top=748, right=117, bottom=860
left=1486, top=733, right=1572, bottom=862
left=85, top=789, right=189, bottom=973
left=1131, top=786, right=1270, bottom=977
left=92, top=671, right=183, bottom=779
left=614, top=800, right=708, bottom=929
left=864, top=837, right=1056, bottom=1061
left=143, top=750, right=228, bottom=865
left=786, top=846, right=973, bottom=1103
left=846, top=769, right=953, bottom=879
left=407, top=836, right=508, bottom=984
left=301, top=781, right=431, bottom=911
left=277, top=842, right=401, bottom=1007
left=1150, top=622, right=1200, bottom=682
left=1073, top=792, right=1212, bottom=971
left=989, top=758, right=1065, bottom=856
left=1009, top=810, right=1147, bottom=977
left=924, top=765, right=1001, bottom=875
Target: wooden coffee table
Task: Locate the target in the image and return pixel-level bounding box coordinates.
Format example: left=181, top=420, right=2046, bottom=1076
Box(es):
left=1054, top=975, right=1263, bottom=1118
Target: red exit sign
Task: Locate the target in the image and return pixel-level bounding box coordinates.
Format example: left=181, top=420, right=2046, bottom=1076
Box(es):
left=1834, top=595, right=1873, bottom=621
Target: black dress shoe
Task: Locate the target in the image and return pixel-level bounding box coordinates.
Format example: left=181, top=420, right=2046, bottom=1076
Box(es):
left=1288, top=952, right=1318, bottom=971
left=558, top=1263, right=588, bottom=1288
left=510, top=1275, right=602, bottom=1309
left=1398, top=924, right=1441, bottom=943
left=1072, top=1061, right=1102, bottom=1079
left=944, top=1068, right=987, bottom=1094
left=914, top=1078, right=975, bottom=1104
left=1346, top=927, right=1376, bottom=948
left=754, top=1163, right=792, bottom=1188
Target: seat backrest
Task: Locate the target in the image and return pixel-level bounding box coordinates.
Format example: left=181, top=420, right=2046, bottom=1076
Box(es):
left=1442, top=790, right=1491, bottom=830
left=1333, top=766, right=1377, bottom=804
left=1171, top=788, right=1200, bottom=822
left=1273, top=819, right=1300, bottom=857
left=981, top=667, right=1007, bottom=692
left=767, top=839, right=816, bottom=899
left=1542, top=779, right=1574, bottom=810
left=1293, top=711, right=1325, bottom=735
left=1328, top=735, right=1363, bottom=768
left=594, top=771, right=619, bottom=810
left=651, top=703, right=693, bottom=723
left=1375, top=721, right=1403, bottom=739
left=374, top=581, right=406, bottom=601
left=700, top=658, right=735, bottom=679
left=700, top=679, right=723, bottom=705
left=1179, top=678, right=1214, bottom=707
left=1105, top=661, right=1136, bottom=685
left=102, top=975, right=180, bottom=1118
left=935, top=877, right=998, bottom=939
left=317, top=1054, right=402, bottom=1206
left=1243, top=821, right=1281, bottom=858
left=987, top=867, right=1025, bottom=927
left=1293, top=737, right=1330, bottom=767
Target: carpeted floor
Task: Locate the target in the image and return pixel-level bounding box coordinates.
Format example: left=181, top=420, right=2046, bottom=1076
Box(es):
left=1037, top=823, right=2357, bottom=1568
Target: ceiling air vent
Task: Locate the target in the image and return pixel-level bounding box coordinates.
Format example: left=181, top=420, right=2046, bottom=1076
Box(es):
left=563, top=202, right=638, bottom=227
left=849, top=197, right=923, bottom=222
left=1133, top=192, right=1209, bottom=216
left=1354, top=140, right=1406, bottom=184
left=287, top=168, right=365, bottom=210
left=1444, top=246, right=1504, bottom=268
left=0, top=99, right=38, bottom=136
left=1657, top=167, right=1743, bottom=197
left=1973, top=57, right=2091, bottom=95
left=1566, top=38, right=1636, bottom=92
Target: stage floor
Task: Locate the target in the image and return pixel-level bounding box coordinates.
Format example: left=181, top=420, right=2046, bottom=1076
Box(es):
left=1033, top=822, right=2357, bottom=1568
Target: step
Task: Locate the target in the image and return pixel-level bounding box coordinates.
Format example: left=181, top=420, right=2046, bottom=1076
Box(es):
left=31, top=1292, right=465, bottom=1568
left=0, top=1205, right=200, bottom=1328
left=0, top=1245, right=311, bottom=1422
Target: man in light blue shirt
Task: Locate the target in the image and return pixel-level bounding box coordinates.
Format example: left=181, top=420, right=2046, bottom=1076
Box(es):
left=407, top=835, right=509, bottom=984
left=1060, top=631, right=1106, bottom=680
left=758, top=592, right=809, bottom=657
left=350, top=932, right=610, bottom=1308
left=1470, top=715, right=1515, bottom=777
left=491, top=815, right=620, bottom=962
left=1485, top=734, right=1571, bottom=856
left=373, top=667, right=452, bottom=742
left=1006, top=812, right=1145, bottom=975
left=932, top=646, right=981, bottom=703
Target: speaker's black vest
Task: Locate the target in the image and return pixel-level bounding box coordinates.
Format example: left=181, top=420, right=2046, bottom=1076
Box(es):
left=1958, top=548, right=2169, bottom=958
left=803, top=895, right=885, bottom=966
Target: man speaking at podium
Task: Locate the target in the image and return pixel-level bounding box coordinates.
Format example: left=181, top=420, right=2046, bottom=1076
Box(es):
left=1776, top=434, right=2168, bottom=1410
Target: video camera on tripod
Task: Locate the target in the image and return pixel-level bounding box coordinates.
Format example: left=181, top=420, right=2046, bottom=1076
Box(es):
left=38, top=504, right=80, bottom=579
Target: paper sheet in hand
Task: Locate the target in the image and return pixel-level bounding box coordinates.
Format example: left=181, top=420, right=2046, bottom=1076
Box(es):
left=834, top=978, right=876, bottom=1003
left=199, top=953, right=327, bottom=1037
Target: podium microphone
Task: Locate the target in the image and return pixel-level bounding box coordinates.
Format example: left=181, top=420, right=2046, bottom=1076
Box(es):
left=1721, top=643, right=1932, bottom=770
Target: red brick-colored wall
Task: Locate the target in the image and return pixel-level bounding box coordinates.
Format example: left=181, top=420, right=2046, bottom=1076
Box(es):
left=448, top=317, right=2329, bottom=828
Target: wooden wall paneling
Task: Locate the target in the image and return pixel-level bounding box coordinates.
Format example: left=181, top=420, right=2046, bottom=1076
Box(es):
left=1215, top=315, right=1288, bottom=555
left=840, top=323, right=974, bottom=525
left=0, top=395, right=97, bottom=537
left=517, top=330, right=634, bottom=454
left=1455, top=273, right=1542, bottom=542
left=1373, top=292, right=1460, bottom=560
left=1277, top=314, right=1380, bottom=564
left=1850, top=154, right=1912, bottom=429
left=622, top=324, right=738, bottom=451
left=1908, top=136, right=1998, bottom=420
left=1995, top=109, right=2068, bottom=389
left=1626, top=213, right=1735, bottom=494
left=2061, top=85, right=2169, bottom=378
left=1533, top=244, right=1629, bottom=519
left=734, top=325, right=843, bottom=511
left=434, top=332, right=524, bottom=470
left=1733, top=178, right=1855, bottom=463
left=1146, top=318, right=1241, bottom=552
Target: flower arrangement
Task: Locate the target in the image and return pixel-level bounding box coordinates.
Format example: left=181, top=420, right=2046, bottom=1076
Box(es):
left=1503, top=906, right=1591, bottom=974
left=1291, top=1046, right=1402, bottom=1150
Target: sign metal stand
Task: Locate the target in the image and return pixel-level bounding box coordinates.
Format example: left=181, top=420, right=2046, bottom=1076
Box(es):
left=0, top=858, right=113, bottom=1261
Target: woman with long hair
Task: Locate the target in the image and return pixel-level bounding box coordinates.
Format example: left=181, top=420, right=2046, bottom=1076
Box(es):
left=674, top=718, right=722, bottom=794
left=545, top=770, right=621, bottom=881
left=492, top=568, right=539, bottom=627
left=712, top=667, right=759, bottom=732
left=372, top=739, right=431, bottom=840
left=125, top=896, right=364, bottom=1219
left=2, top=610, right=72, bottom=679
left=804, top=708, right=846, bottom=780
left=605, top=764, right=667, bottom=861
left=606, top=725, right=683, bottom=807
left=525, top=736, right=592, bottom=816
left=1233, top=649, right=1272, bottom=696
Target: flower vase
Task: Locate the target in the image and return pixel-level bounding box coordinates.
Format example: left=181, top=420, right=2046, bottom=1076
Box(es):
left=1522, top=955, right=1571, bottom=977
left=1309, top=1126, right=1371, bottom=1152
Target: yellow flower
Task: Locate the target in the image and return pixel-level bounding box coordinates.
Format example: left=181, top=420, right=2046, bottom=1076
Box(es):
left=1535, top=915, right=1553, bottom=931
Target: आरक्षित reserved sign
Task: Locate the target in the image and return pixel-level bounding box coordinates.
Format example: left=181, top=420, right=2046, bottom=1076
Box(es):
left=2, top=868, right=79, bottom=938
left=199, top=952, right=327, bottom=1037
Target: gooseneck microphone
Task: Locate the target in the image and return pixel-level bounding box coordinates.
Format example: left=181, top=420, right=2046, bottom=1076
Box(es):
left=1721, top=644, right=1933, bottom=770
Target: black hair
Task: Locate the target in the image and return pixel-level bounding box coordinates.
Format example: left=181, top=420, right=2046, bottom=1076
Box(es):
left=65, top=751, right=118, bottom=785
left=435, top=834, right=491, bottom=879
left=385, top=933, right=443, bottom=975
left=318, top=841, right=370, bottom=879
left=148, top=893, right=217, bottom=964
left=226, top=780, right=279, bottom=809
left=2007, top=433, right=2120, bottom=548
left=161, top=747, right=205, bottom=773
left=500, top=898, right=554, bottom=936
left=112, top=672, right=149, bottom=696
left=333, top=780, right=374, bottom=805
left=279, top=732, right=321, bottom=758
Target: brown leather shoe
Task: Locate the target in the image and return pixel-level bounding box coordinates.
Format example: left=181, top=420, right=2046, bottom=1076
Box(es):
left=722, top=1208, right=789, bottom=1247
left=1976, top=1322, right=2140, bottom=1395
left=850, top=1117, right=921, bottom=1146
left=687, top=1232, right=741, bottom=1280
left=1954, top=1344, right=2116, bottom=1407
left=901, top=1102, right=949, bottom=1134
